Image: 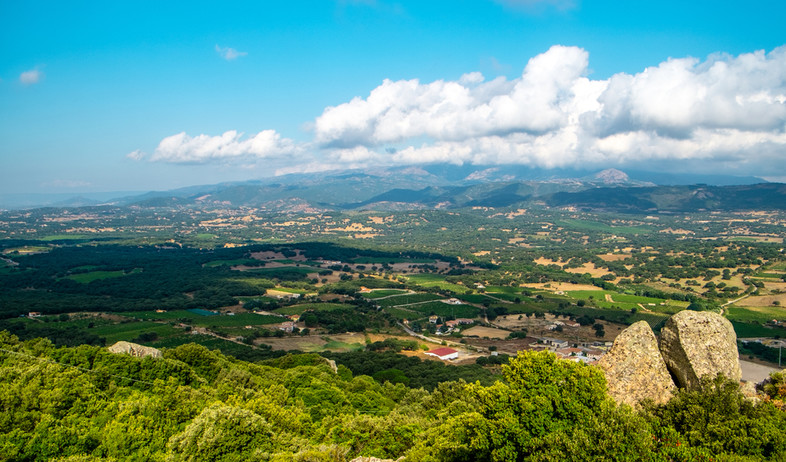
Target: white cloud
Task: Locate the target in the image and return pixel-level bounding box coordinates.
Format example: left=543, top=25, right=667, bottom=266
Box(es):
left=215, top=45, right=247, bottom=61
left=126, top=149, right=146, bottom=161
left=140, top=44, right=786, bottom=177
left=310, top=45, right=786, bottom=176
left=314, top=45, right=592, bottom=147
left=150, top=130, right=300, bottom=164
left=19, top=69, right=42, bottom=85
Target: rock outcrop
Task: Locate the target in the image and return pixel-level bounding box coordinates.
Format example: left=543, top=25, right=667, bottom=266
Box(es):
left=108, top=341, right=162, bottom=359
left=659, top=310, right=741, bottom=390
left=597, top=321, right=676, bottom=406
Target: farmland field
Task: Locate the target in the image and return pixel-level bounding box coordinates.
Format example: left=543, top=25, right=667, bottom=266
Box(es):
left=275, top=303, right=347, bottom=315
left=726, top=305, right=786, bottom=323
left=405, top=301, right=481, bottom=319
left=375, top=293, right=445, bottom=307
left=124, top=310, right=283, bottom=327
left=405, top=273, right=468, bottom=292
left=361, top=289, right=411, bottom=299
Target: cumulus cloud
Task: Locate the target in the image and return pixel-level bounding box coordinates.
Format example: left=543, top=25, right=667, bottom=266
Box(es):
left=150, top=130, right=300, bottom=163
left=311, top=45, right=786, bottom=176
left=215, top=45, right=247, bottom=60
left=126, top=149, right=146, bottom=161
left=19, top=69, right=42, bottom=85
left=140, top=44, right=786, bottom=177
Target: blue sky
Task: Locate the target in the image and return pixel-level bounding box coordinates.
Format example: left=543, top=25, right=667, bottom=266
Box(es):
left=2, top=0, right=786, bottom=194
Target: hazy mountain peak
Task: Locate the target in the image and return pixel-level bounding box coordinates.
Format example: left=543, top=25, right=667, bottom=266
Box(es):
left=594, top=168, right=630, bottom=184
left=465, top=168, right=499, bottom=181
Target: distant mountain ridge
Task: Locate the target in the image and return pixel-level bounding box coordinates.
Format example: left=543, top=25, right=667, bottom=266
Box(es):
left=0, top=165, right=774, bottom=212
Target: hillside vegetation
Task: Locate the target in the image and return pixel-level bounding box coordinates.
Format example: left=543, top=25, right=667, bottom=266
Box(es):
left=1, top=332, right=785, bottom=461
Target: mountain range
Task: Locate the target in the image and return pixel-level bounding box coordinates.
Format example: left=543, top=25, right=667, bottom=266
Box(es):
left=1, top=165, right=782, bottom=213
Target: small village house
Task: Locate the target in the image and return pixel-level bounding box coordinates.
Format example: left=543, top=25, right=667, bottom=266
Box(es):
left=425, top=347, right=459, bottom=361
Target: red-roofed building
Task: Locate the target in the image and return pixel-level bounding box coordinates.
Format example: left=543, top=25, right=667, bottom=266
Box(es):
left=425, top=347, right=459, bottom=361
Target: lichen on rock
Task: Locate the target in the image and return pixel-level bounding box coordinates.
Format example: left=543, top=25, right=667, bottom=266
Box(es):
left=597, top=320, right=676, bottom=406
left=659, top=310, right=741, bottom=390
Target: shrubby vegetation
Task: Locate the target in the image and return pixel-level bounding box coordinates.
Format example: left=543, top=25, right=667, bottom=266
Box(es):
left=2, top=332, right=785, bottom=461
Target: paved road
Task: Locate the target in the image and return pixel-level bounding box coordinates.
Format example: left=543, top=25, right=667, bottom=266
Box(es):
left=740, top=359, right=780, bottom=383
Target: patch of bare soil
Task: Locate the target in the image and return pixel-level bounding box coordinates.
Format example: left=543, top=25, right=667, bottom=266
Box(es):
left=534, top=257, right=566, bottom=266
left=738, top=295, right=786, bottom=307
left=462, top=326, right=511, bottom=339
left=597, top=253, right=632, bottom=262
left=564, top=263, right=612, bottom=278
left=464, top=337, right=540, bottom=356
left=250, top=251, right=286, bottom=260
left=521, top=282, right=603, bottom=292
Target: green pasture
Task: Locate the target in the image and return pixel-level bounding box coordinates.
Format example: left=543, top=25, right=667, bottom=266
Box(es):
left=383, top=307, right=422, bottom=321
left=565, top=290, right=614, bottom=300
left=485, top=285, right=527, bottom=295
left=731, top=321, right=786, bottom=338
left=375, top=293, right=445, bottom=307
left=565, top=290, right=683, bottom=312
left=361, top=289, right=410, bottom=299
left=321, top=339, right=365, bottom=352
left=275, top=303, right=347, bottom=315
left=407, top=301, right=481, bottom=319
left=456, top=294, right=492, bottom=304
left=726, top=306, right=786, bottom=323
left=482, top=292, right=523, bottom=303
left=404, top=273, right=467, bottom=292
left=754, top=272, right=784, bottom=279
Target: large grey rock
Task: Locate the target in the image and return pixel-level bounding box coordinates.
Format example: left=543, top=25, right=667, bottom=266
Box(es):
left=108, top=341, right=162, bottom=359
left=659, top=310, right=741, bottom=390
left=597, top=321, right=676, bottom=406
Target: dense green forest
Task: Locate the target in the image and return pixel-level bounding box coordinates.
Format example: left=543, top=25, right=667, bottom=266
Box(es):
left=1, top=332, right=785, bottom=461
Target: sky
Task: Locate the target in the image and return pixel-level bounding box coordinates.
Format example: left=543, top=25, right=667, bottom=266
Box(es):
left=2, top=0, right=786, bottom=195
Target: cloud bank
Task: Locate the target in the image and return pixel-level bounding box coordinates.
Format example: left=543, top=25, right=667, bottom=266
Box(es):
left=313, top=45, right=786, bottom=174
left=149, top=130, right=299, bottom=163
left=139, top=45, right=786, bottom=177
